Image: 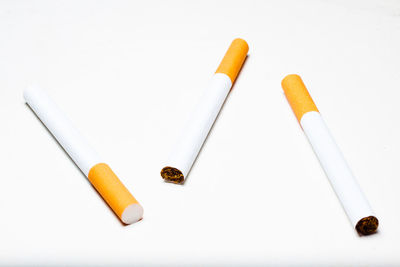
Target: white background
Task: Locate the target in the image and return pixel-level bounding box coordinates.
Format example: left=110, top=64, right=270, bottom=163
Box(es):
left=1, top=0, right=399, bottom=265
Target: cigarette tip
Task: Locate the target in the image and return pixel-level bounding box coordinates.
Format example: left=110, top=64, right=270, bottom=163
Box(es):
left=161, top=167, right=184, bottom=184
left=281, top=74, right=302, bottom=89
left=281, top=74, right=319, bottom=122
left=232, top=38, right=249, bottom=52
left=356, top=216, right=379, bottom=235
left=215, top=38, right=249, bottom=84
left=121, top=203, right=144, bottom=225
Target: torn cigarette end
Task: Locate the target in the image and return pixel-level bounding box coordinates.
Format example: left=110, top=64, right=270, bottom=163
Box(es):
left=161, top=167, right=184, bottom=184
left=355, top=216, right=379, bottom=235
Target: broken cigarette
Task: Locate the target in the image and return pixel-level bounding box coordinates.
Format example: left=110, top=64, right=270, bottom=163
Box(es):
left=161, top=38, right=248, bottom=184
left=24, top=86, right=143, bottom=224
left=281, top=74, right=378, bottom=235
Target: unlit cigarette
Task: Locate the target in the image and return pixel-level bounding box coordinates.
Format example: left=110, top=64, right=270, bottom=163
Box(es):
left=24, top=86, right=143, bottom=224
left=281, top=74, right=378, bottom=235
left=161, top=38, right=248, bottom=184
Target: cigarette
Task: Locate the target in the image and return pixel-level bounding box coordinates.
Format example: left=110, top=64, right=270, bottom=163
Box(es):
left=161, top=38, right=248, bottom=184
left=24, top=86, right=143, bottom=224
left=281, top=74, right=378, bottom=235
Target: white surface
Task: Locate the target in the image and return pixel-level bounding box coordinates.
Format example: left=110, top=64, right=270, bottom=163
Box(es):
left=164, top=73, right=232, bottom=179
left=24, top=86, right=101, bottom=176
left=1, top=0, right=400, bottom=265
left=301, top=111, right=374, bottom=228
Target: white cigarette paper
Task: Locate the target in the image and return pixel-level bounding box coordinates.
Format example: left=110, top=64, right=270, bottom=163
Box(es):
left=165, top=74, right=231, bottom=179
left=24, top=86, right=102, bottom=176
left=302, top=112, right=375, bottom=229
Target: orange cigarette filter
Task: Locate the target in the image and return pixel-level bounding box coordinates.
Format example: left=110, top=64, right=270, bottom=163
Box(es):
left=216, top=38, right=249, bottom=84
left=281, top=74, right=319, bottom=122
left=88, top=163, right=141, bottom=223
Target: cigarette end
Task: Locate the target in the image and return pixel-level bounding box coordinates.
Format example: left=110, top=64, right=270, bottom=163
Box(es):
left=281, top=74, right=319, bottom=122
left=88, top=163, right=143, bottom=224
left=161, top=167, right=184, bottom=184
left=121, top=203, right=144, bottom=225
left=215, top=38, right=249, bottom=84
left=355, top=216, right=379, bottom=235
